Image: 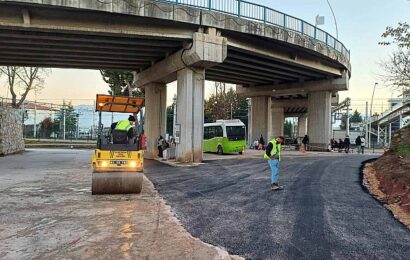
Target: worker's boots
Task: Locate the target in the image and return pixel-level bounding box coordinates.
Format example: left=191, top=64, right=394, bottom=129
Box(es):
left=271, top=183, right=283, bottom=191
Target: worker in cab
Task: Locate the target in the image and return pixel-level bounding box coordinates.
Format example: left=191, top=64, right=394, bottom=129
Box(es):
left=264, top=136, right=284, bottom=191
left=111, top=115, right=136, bottom=144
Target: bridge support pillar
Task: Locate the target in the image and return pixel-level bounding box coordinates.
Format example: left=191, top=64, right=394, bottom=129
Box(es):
left=271, top=103, right=284, bottom=138
left=298, top=115, right=308, bottom=137
left=175, top=68, right=205, bottom=163
left=249, top=96, right=272, bottom=144
left=144, top=83, right=167, bottom=159
left=307, top=91, right=332, bottom=150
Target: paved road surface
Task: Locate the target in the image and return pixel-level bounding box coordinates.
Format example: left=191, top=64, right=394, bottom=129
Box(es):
left=145, top=155, right=410, bottom=259
left=0, top=149, right=238, bottom=260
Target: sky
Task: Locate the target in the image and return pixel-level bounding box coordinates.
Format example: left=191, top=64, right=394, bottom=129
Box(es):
left=1, top=0, right=409, bottom=116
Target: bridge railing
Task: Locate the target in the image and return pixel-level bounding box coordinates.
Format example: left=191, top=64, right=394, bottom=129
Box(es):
left=154, top=0, right=350, bottom=61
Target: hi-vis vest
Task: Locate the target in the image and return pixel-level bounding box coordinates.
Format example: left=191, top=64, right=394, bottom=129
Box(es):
left=263, top=139, right=282, bottom=161
left=115, top=119, right=132, bottom=132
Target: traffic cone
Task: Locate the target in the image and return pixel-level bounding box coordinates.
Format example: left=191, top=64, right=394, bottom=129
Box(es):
left=300, top=143, right=307, bottom=154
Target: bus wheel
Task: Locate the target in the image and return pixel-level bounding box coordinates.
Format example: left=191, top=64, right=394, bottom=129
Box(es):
left=217, top=146, right=223, bottom=155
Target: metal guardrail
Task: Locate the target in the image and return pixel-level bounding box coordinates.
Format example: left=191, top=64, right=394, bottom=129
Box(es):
left=154, top=0, right=350, bottom=61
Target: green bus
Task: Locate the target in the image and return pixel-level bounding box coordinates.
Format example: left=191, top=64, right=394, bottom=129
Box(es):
left=203, top=119, right=246, bottom=155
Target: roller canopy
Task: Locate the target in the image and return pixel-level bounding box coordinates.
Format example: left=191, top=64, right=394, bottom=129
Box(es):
left=96, top=94, right=145, bottom=113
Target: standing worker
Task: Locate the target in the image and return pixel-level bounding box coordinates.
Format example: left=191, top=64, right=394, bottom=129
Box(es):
left=355, top=136, right=361, bottom=153
left=360, top=135, right=366, bottom=154
left=259, top=134, right=265, bottom=150
left=344, top=135, right=351, bottom=153
left=264, top=136, right=285, bottom=191
left=302, top=134, right=309, bottom=152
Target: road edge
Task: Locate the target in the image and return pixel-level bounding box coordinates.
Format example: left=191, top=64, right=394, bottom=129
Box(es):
left=360, top=159, right=410, bottom=229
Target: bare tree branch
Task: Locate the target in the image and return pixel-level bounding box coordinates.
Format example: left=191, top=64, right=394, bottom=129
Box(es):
left=0, top=66, right=50, bottom=108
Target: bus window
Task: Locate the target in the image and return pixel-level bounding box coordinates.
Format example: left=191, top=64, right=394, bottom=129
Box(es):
left=226, top=126, right=245, bottom=141
left=204, top=127, right=209, bottom=139
left=215, top=126, right=223, bottom=137
left=208, top=126, right=215, bottom=139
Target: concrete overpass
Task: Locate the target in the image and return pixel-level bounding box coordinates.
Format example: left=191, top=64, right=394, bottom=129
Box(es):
left=0, top=0, right=351, bottom=162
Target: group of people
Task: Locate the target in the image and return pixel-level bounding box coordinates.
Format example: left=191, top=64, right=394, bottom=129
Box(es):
left=252, top=135, right=266, bottom=150
left=329, top=135, right=365, bottom=154
left=157, top=135, right=176, bottom=159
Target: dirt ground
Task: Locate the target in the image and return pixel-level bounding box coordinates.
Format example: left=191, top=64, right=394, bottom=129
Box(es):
left=0, top=149, right=243, bottom=260
left=364, top=156, right=410, bottom=229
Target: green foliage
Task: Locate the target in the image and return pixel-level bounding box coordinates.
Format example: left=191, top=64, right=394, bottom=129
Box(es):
left=284, top=120, right=293, bottom=137
left=55, top=102, right=78, bottom=139
left=380, top=22, right=410, bottom=48
left=339, top=110, right=362, bottom=130
left=204, top=87, right=248, bottom=127
left=397, top=144, right=410, bottom=157
left=39, top=117, right=55, bottom=138
left=100, top=70, right=143, bottom=97
left=166, top=105, right=174, bottom=135
left=379, top=22, right=410, bottom=90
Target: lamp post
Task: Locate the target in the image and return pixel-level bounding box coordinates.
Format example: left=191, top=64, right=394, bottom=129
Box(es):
left=326, top=0, right=338, bottom=39
left=368, top=82, right=378, bottom=148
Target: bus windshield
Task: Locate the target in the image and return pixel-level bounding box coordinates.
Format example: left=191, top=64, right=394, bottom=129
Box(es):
left=226, top=126, right=245, bottom=141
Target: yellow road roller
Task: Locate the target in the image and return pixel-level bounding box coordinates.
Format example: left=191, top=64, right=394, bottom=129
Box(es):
left=91, top=94, right=145, bottom=195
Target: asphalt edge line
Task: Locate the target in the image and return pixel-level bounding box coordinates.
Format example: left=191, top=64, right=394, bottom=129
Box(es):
left=359, top=159, right=410, bottom=230
left=142, top=175, right=244, bottom=260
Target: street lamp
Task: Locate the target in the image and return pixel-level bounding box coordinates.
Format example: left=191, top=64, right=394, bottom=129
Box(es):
left=326, top=0, right=339, bottom=39
left=368, top=82, right=378, bottom=147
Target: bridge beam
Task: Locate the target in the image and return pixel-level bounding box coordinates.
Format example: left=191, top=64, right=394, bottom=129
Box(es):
left=135, top=30, right=227, bottom=87
left=236, top=73, right=349, bottom=97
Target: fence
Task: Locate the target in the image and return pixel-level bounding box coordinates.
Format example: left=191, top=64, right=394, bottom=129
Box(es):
left=155, top=0, right=350, bottom=60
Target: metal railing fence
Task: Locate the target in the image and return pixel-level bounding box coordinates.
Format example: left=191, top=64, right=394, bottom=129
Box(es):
left=154, top=0, right=350, bottom=60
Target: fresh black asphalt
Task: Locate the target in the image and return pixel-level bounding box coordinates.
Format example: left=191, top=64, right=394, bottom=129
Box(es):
left=145, top=155, right=410, bottom=260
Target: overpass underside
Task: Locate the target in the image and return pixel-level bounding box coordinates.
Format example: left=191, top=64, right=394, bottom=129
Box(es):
left=0, top=0, right=351, bottom=161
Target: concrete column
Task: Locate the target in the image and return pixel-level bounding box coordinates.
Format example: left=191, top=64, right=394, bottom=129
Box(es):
left=144, top=83, right=167, bottom=159
left=307, top=91, right=332, bottom=150
left=298, top=114, right=308, bottom=137
left=176, top=68, right=205, bottom=163
left=249, top=96, right=271, bottom=143
left=270, top=103, right=284, bottom=138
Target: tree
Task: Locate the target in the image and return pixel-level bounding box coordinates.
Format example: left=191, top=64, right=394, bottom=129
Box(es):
left=166, top=105, right=174, bottom=135
left=340, top=109, right=363, bottom=130
left=39, top=117, right=59, bottom=138
left=100, top=70, right=143, bottom=97
left=0, top=66, right=50, bottom=108
left=55, top=102, right=78, bottom=139
left=380, top=22, right=410, bottom=48
left=204, top=87, right=248, bottom=125
left=379, top=22, right=410, bottom=91
left=284, top=120, right=293, bottom=137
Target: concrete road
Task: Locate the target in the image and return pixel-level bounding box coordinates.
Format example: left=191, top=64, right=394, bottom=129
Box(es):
left=144, top=155, right=410, bottom=259
left=0, top=149, right=238, bottom=260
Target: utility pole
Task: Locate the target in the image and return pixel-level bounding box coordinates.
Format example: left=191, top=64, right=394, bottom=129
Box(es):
left=366, top=101, right=369, bottom=148
left=230, top=103, right=233, bottom=120
left=33, top=100, right=37, bottom=139
left=92, top=101, right=95, bottom=139
left=369, top=82, right=378, bottom=148
left=76, top=113, right=80, bottom=139
left=63, top=108, right=66, bottom=140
